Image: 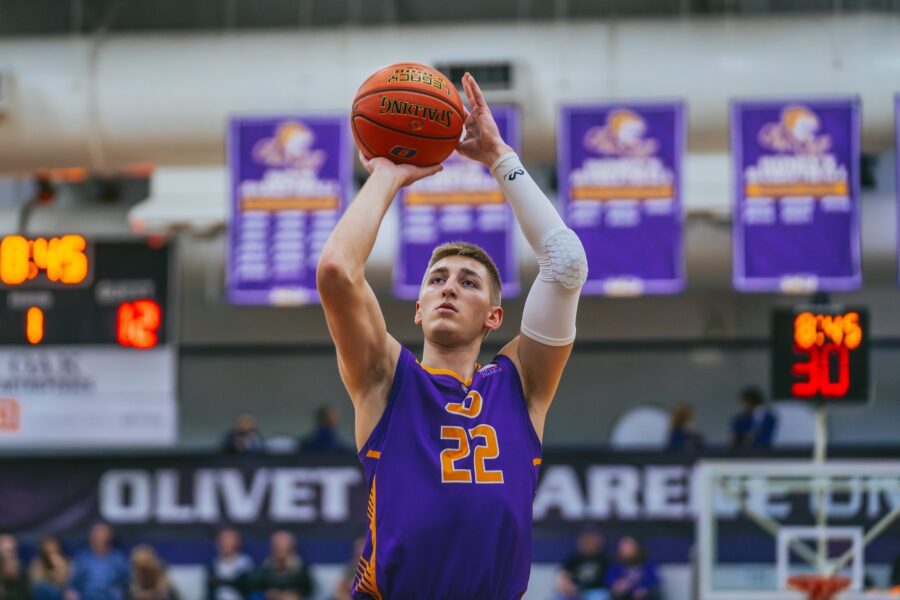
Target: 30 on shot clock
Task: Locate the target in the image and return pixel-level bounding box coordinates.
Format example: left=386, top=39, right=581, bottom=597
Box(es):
left=0, top=237, right=169, bottom=348
left=771, top=306, right=870, bottom=402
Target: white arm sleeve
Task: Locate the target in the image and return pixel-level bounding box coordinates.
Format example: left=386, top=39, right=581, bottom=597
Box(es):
left=491, top=152, right=587, bottom=346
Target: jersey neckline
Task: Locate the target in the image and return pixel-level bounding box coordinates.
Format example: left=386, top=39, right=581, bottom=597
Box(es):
left=416, top=360, right=481, bottom=387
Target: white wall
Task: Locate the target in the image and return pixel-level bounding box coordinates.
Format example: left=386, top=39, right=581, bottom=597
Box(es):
left=1, top=15, right=899, bottom=173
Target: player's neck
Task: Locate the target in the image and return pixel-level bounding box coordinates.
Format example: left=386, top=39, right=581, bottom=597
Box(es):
left=420, top=338, right=482, bottom=383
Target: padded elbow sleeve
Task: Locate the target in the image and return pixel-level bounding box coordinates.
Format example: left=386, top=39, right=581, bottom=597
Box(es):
left=538, top=227, right=588, bottom=290
left=521, top=228, right=587, bottom=346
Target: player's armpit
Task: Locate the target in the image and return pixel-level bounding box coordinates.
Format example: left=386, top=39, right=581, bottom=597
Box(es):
left=499, top=335, right=573, bottom=438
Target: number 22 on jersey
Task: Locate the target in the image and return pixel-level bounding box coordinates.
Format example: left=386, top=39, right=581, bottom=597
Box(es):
left=440, top=391, right=504, bottom=484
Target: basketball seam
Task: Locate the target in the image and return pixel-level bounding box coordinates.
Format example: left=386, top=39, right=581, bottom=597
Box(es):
left=351, top=119, right=377, bottom=158
left=352, top=114, right=461, bottom=142
left=353, top=87, right=465, bottom=124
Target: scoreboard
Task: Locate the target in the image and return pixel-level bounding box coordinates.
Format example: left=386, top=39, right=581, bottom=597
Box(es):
left=771, top=305, right=870, bottom=403
left=0, top=236, right=168, bottom=347
left=0, top=235, right=175, bottom=447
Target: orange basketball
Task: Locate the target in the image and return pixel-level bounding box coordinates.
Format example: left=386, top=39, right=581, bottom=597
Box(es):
left=351, top=63, right=465, bottom=167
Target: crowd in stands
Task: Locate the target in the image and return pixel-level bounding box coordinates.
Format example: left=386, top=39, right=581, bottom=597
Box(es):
left=667, top=386, right=778, bottom=453
left=0, top=524, right=338, bottom=600
left=554, top=529, right=661, bottom=600
left=222, top=405, right=350, bottom=456
left=0, top=523, right=174, bottom=600
left=228, top=388, right=780, bottom=458
left=207, top=529, right=315, bottom=600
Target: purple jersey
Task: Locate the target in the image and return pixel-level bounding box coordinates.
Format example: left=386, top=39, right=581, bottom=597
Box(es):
left=352, top=346, right=542, bottom=599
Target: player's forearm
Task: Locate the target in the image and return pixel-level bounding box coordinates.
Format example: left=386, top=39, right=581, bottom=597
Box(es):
left=492, top=152, right=588, bottom=345
left=491, top=152, right=566, bottom=251
left=318, top=168, right=400, bottom=278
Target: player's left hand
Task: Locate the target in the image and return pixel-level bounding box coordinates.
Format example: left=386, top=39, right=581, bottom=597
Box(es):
left=456, top=73, right=513, bottom=168
left=359, top=151, right=443, bottom=188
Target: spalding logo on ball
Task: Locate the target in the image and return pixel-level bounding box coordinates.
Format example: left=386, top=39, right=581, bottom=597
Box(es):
left=351, top=63, right=465, bottom=167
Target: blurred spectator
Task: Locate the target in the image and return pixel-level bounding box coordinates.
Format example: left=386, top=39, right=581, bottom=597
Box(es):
left=128, top=545, right=177, bottom=600
left=0, top=533, right=29, bottom=600
left=68, top=523, right=129, bottom=600
left=667, top=403, right=704, bottom=453
left=554, top=527, right=610, bottom=600
left=206, top=529, right=253, bottom=600
left=331, top=537, right=365, bottom=600
left=253, top=531, right=313, bottom=600
left=222, top=413, right=265, bottom=454
left=299, top=405, right=349, bottom=453
left=606, top=537, right=660, bottom=600
left=730, top=386, right=777, bottom=450
left=29, top=536, right=70, bottom=600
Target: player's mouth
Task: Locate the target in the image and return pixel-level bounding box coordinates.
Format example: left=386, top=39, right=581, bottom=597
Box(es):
left=436, top=302, right=458, bottom=314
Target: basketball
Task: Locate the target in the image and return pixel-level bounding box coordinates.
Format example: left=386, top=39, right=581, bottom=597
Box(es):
left=351, top=62, right=465, bottom=167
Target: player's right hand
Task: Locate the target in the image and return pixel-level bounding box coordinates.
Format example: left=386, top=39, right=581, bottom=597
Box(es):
left=456, top=72, right=513, bottom=167
left=359, top=151, right=443, bottom=188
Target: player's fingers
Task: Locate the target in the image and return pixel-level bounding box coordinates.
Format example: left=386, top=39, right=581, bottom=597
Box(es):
left=466, top=73, right=486, bottom=110
left=462, top=73, right=476, bottom=108
left=467, top=73, right=487, bottom=108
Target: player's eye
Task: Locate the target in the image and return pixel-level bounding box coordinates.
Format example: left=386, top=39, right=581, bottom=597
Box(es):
left=430, top=276, right=445, bottom=284
left=462, top=279, right=476, bottom=288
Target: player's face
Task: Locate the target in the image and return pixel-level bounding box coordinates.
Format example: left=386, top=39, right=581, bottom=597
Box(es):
left=415, top=255, right=502, bottom=346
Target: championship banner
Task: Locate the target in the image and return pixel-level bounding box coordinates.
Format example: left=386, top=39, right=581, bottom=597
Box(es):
left=558, top=102, right=685, bottom=296
left=2, top=450, right=896, bottom=565
left=732, top=98, right=861, bottom=292
left=228, top=115, right=351, bottom=305
left=394, top=105, right=521, bottom=300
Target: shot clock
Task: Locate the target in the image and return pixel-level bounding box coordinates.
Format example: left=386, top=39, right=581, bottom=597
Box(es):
left=771, top=305, right=869, bottom=402
left=0, top=236, right=168, bottom=348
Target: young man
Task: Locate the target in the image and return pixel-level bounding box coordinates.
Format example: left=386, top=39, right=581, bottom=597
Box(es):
left=317, top=73, right=587, bottom=599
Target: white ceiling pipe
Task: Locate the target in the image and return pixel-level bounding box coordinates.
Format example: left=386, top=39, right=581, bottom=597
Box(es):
left=0, top=15, right=898, bottom=174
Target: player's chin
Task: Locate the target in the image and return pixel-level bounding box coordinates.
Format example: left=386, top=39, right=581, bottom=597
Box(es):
left=424, top=321, right=464, bottom=343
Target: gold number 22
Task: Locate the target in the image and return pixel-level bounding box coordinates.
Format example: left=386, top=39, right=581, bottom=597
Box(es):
left=440, top=424, right=504, bottom=484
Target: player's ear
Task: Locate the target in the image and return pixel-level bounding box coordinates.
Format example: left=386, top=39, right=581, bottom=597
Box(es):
left=414, top=301, right=423, bottom=325
left=484, top=305, right=502, bottom=331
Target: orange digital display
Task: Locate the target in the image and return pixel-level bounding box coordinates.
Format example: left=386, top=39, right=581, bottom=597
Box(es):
left=26, top=307, right=44, bottom=345
left=792, top=311, right=862, bottom=351
left=0, top=235, right=90, bottom=286
left=772, top=307, right=869, bottom=402
left=0, top=240, right=168, bottom=347
left=117, top=300, right=161, bottom=350
left=790, top=312, right=862, bottom=398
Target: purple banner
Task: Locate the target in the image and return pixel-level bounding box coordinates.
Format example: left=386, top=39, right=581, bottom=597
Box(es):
left=394, top=106, right=521, bottom=300
left=228, top=115, right=351, bottom=305
left=896, top=95, right=900, bottom=286
left=559, top=102, right=685, bottom=296
left=732, top=98, right=861, bottom=292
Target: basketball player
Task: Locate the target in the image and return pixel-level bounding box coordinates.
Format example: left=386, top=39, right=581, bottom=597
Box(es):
left=317, top=73, right=587, bottom=599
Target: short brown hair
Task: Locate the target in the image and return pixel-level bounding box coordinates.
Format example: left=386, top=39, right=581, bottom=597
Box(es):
left=424, top=241, right=502, bottom=305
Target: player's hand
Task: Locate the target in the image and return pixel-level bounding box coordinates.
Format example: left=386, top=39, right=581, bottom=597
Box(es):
left=359, top=151, right=443, bottom=188
left=456, top=72, right=514, bottom=167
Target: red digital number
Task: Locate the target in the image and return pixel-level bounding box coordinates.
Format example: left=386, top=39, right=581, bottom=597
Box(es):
left=117, top=300, right=161, bottom=349
left=791, top=342, right=850, bottom=398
